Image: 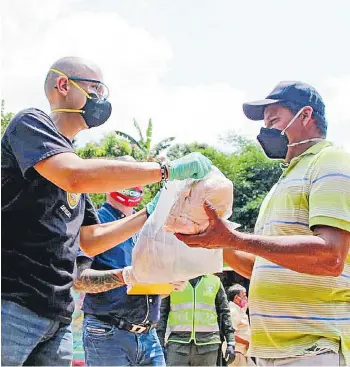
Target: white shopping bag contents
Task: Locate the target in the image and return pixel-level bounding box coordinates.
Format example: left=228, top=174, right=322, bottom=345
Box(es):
left=164, top=167, right=234, bottom=234
left=132, top=167, right=235, bottom=283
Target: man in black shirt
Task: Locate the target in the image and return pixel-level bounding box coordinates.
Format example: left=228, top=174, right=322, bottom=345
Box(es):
left=1, top=56, right=212, bottom=366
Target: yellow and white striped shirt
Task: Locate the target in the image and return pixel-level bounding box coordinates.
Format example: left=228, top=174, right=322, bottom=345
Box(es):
left=248, top=142, right=350, bottom=364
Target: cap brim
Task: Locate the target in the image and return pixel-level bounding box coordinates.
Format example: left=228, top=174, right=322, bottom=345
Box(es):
left=243, top=99, right=281, bottom=121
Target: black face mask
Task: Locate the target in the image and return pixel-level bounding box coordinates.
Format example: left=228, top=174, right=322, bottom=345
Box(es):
left=52, top=93, right=112, bottom=129
left=82, top=93, right=112, bottom=128
left=257, top=127, right=288, bottom=159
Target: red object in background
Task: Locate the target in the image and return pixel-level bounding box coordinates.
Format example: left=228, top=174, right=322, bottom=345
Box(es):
left=110, top=187, right=143, bottom=207
left=72, top=359, right=85, bottom=366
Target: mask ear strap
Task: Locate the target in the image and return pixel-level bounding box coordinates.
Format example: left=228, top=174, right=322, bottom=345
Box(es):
left=281, top=107, right=305, bottom=136
left=52, top=109, right=85, bottom=114
left=288, top=138, right=324, bottom=147
left=50, top=68, right=92, bottom=99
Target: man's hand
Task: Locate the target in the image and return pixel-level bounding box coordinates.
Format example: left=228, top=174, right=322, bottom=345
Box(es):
left=225, top=344, right=236, bottom=364
left=168, top=152, right=212, bottom=181
left=175, top=201, right=241, bottom=249
left=122, top=266, right=137, bottom=287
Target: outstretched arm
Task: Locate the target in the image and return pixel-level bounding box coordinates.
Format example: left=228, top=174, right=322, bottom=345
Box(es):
left=73, top=256, right=125, bottom=294
left=80, top=209, right=147, bottom=256
left=35, top=152, right=212, bottom=193
left=176, top=202, right=350, bottom=277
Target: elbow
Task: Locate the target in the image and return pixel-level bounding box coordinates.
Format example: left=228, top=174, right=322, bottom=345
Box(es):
left=66, top=168, right=86, bottom=193
left=324, top=258, right=345, bottom=277
left=321, top=251, right=345, bottom=277
left=53, top=159, right=87, bottom=193
left=80, top=242, right=98, bottom=257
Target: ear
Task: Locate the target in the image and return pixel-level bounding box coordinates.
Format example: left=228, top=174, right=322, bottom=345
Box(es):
left=301, top=106, right=313, bottom=127
left=233, top=295, right=241, bottom=304
left=55, top=76, right=69, bottom=97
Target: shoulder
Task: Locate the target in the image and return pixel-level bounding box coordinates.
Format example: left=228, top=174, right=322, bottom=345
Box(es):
left=313, top=145, right=350, bottom=168
left=310, top=145, right=350, bottom=181
left=6, top=108, right=53, bottom=132
left=207, top=274, right=220, bottom=281
left=206, top=274, right=221, bottom=289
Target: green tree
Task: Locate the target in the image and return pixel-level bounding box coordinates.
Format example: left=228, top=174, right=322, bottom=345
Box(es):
left=116, top=118, right=175, bottom=161
left=1, top=100, right=14, bottom=137
left=228, top=141, right=281, bottom=231
left=75, top=131, right=161, bottom=209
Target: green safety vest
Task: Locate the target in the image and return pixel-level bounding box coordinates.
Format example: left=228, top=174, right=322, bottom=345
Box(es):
left=168, top=275, right=221, bottom=345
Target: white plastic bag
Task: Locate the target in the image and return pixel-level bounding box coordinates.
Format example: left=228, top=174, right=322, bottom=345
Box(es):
left=132, top=168, right=234, bottom=283
left=164, top=167, right=233, bottom=234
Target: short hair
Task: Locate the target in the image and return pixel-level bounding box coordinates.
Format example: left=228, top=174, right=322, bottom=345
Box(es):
left=227, top=284, right=246, bottom=300
left=279, top=101, right=327, bottom=138
left=44, top=56, right=101, bottom=98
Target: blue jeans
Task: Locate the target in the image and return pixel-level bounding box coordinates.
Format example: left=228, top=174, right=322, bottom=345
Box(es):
left=83, top=314, right=165, bottom=366
left=1, top=300, right=73, bottom=366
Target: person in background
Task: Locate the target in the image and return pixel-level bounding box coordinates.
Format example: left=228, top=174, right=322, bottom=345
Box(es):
left=74, top=156, right=169, bottom=366
left=157, top=274, right=236, bottom=366
left=227, top=284, right=255, bottom=366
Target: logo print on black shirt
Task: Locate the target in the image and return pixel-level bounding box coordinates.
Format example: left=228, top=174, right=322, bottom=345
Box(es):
left=67, top=192, right=81, bottom=209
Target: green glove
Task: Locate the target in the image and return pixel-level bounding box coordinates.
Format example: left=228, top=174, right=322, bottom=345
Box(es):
left=146, top=190, right=161, bottom=217
left=168, top=152, right=212, bottom=181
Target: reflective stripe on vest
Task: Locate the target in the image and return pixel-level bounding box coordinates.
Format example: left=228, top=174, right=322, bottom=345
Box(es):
left=168, top=275, right=220, bottom=335
left=170, top=324, right=220, bottom=332
left=170, top=302, right=216, bottom=313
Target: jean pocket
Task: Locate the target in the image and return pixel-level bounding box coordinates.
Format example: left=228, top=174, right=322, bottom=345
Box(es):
left=85, top=321, right=114, bottom=338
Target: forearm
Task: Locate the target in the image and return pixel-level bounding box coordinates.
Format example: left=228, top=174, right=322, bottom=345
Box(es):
left=73, top=159, right=162, bottom=193
left=232, top=232, right=342, bottom=276
left=221, top=312, right=235, bottom=344
left=216, top=285, right=235, bottom=344
left=81, top=209, right=147, bottom=256
left=73, top=268, right=125, bottom=293
left=223, top=249, right=255, bottom=279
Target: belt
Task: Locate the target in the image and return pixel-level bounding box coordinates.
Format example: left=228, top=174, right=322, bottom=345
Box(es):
left=85, top=313, right=156, bottom=334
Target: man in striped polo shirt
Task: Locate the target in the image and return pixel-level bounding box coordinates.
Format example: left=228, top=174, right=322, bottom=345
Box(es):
left=176, top=81, right=350, bottom=366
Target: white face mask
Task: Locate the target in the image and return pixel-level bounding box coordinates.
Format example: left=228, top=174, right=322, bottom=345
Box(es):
left=281, top=107, right=324, bottom=147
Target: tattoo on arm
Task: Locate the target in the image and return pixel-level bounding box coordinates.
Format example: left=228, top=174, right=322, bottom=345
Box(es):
left=73, top=268, right=125, bottom=294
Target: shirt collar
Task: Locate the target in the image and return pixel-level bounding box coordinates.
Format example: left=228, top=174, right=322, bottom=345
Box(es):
left=229, top=301, right=243, bottom=311
left=283, top=141, right=332, bottom=175
left=297, top=140, right=332, bottom=158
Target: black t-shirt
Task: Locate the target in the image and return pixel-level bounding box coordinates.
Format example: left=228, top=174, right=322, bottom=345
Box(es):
left=1, top=108, right=99, bottom=324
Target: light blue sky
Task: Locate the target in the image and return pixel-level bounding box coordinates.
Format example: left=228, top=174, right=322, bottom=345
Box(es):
left=2, top=0, right=350, bottom=150
left=85, top=0, right=350, bottom=89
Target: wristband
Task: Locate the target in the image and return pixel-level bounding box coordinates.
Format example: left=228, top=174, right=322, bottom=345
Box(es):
left=156, top=160, right=168, bottom=188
